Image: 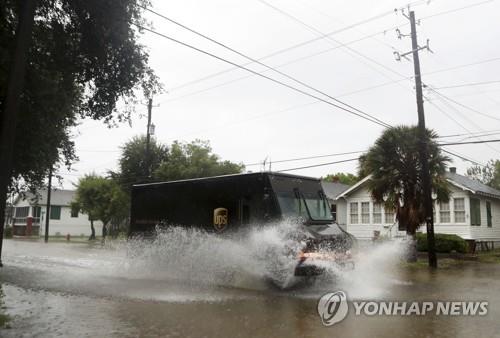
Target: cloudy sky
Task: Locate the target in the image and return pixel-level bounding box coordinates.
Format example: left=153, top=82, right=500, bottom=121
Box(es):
left=59, top=0, right=500, bottom=188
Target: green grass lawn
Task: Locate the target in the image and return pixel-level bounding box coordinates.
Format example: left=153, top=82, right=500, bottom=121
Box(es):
left=402, top=248, right=500, bottom=269
left=0, top=313, right=10, bottom=329
left=401, top=257, right=466, bottom=269
left=477, top=248, right=500, bottom=263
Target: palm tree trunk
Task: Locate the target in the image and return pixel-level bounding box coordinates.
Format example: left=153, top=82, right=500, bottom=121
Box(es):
left=89, top=219, right=96, bottom=240
left=407, top=232, right=418, bottom=262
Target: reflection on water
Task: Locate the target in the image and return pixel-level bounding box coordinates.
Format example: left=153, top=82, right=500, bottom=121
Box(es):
left=0, top=226, right=499, bottom=337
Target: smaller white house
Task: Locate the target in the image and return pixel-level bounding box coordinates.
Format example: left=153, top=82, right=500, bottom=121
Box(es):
left=9, top=189, right=103, bottom=237
left=334, top=168, right=500, bottom=245
left=321, top=181, right=350, bottom=230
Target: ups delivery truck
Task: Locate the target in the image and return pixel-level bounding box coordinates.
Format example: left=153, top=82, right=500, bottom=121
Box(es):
left=129, top=172, right=355, bottom=276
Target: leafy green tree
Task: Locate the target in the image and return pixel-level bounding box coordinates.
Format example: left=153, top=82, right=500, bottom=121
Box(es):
left=1, top=0, right=159, bottom=194
left=72, top=174, right=129, bottom=240
left=111, top=135, right=169, bottom=190
left=359, top=126, right=450, bottom=261
left=323, top=172, right=359, bottom=186
left=154, top=140, right=244, bottom=181
left=467, top=160, right=500, bottom=190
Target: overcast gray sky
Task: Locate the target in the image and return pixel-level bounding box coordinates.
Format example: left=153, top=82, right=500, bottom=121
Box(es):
left=59, top=0, right=500, bottom=188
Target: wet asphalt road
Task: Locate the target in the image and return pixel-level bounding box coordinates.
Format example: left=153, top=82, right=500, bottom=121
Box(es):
left=0, top=239, right=499, bottom=338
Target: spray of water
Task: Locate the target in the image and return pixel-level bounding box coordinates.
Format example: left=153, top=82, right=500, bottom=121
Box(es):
left=119, top=221, right=307, bottom=290
left=115, top=221, right=408, bottom=294
left=336, top=239, right=408, bottom=299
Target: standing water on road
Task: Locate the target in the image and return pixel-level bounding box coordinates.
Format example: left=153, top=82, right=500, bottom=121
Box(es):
left=0, top=224, right=498, bottom=337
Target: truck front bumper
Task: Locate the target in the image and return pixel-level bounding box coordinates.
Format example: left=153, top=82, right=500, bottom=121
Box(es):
left=294, top=259, right=355, bottom=276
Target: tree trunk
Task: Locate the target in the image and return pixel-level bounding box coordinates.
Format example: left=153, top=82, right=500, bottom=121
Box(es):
left=102, top=222, right=107, bottom=239
left=406, top=231, right=418, bottom=263
left=89, top=219, right=96, bottom=240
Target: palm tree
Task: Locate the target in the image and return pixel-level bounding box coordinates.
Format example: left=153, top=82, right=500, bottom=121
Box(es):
left=359, top=126, right=450, bottom=262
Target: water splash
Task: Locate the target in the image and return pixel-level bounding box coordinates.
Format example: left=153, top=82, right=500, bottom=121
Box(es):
left=2, top=222, right=408, bottom=302
left=120, top=221, right=307, bottom=289
left=336, top=239, right=408, bottom=299
left=114, top=223, right=409, bottom=294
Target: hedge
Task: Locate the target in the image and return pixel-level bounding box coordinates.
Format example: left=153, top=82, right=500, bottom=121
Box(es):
left=3, top=226, right=13, bottom=238
left=416, top=233, right=467, bottom=253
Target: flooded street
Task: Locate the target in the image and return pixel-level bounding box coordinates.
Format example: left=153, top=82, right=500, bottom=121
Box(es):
left=1, top=235, right=499, bottom=338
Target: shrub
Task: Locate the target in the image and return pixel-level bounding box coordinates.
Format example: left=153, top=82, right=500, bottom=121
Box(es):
left=416, top=233, right=467, bottom=253
left=3, top=226, right=13, bottom=238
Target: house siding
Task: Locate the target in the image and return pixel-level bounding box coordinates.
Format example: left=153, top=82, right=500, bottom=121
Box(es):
left=11, top=192, right=103, bottom=237
left=336, top=199, right=347, bottom=230
left=469, top=196, right=500, bottom=240
left=341, top=184, right=500, bottom=241
left=38, top=205, right=103, bottom=237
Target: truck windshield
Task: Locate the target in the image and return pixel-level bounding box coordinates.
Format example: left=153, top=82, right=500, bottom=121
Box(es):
left=302, top=192, right=333, bottom=221
left=276, top=190, right=332, bottom=221
left=276, top=191, right=308, bottom=219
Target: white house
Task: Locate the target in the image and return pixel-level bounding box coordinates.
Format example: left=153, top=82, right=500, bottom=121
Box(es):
left=9, top=189, right=103, bottom=237
left=334, top=168, right=500, bottom=246
left=321, top=181, right=350, bottom=230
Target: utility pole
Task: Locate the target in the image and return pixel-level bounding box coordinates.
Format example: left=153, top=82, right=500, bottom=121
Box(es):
left=0, top=0, right=37, bottom=267
left=44, top=167, right=53, bottom=243
left=395, top=10, right=437, bottom=268
left=145, top=98, right=153, bottom=179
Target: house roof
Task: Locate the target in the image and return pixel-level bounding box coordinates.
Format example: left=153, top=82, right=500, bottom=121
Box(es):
left=14, top=189, right=76, bottom=207
left=335, top=175, right=372, bottom=200
left=446, top=172, right=500, bottom=199
left=336, top=171, right=500, bottom=200
left=321, top=181, right=351, bottom=200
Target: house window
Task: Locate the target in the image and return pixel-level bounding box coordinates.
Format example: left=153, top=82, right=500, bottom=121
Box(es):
left=439, top=201, right=450, bottom=223
left=361, top=202, right=370, bottom=224
left=32, top=206, right=41, bottom=223
left=50, top=206, right=61, bottom=220
left=14, top=206, right=29, bottom=224
left=486, top=201, right=492, bottom=228
left=330, top=204, right=337, bottom=222
left=373, top=203, right=382, bottom=223
left=15, top=206, right=29, bottom=218
left=71, top=208, right=79, bottom=218
left=470, top=198, right=481, bottom=226
left=350, top=202, right=359, bottom=224
left=453, top=198, right=465, bottom=223
left=384, top=207, right=395, bottom=224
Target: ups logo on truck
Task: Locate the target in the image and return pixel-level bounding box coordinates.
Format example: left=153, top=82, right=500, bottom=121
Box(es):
left=213, top=207, right=228, bottom=232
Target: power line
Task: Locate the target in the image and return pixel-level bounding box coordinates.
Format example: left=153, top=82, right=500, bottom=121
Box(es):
left=161, top=0, right=493, bottom=95
left=245, top=150, right=366, bottom=166
left=433, top=80, right=500, bottom=90
left=132, top=23, right=390, bottom=128
left=427, top=99, right=500, bottom=156
left=441, top=149, right=486, bottom=167
left=277, top=157, right=359, bottom=172
left=427, top=86, right=500, bottom=122
left=439, top=139, right=500, bottom=146
left=438, top=130, right=500, bottom=139
left=140, top=5, right=391, bottom=128
left=425, top=57, right=500, bottom=77
left=163, top=8, right=399, bottom=93
left=422, top=0, right=494, bottom=20
left=258, top=0, right=499, bottom=170
left=160, top=29, right=405, bottom=105
left=428, top=89, right=500, bottom=155
left=162, top=55, right=500, bottom=107
left=257, top=0, right=409, bottom=81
